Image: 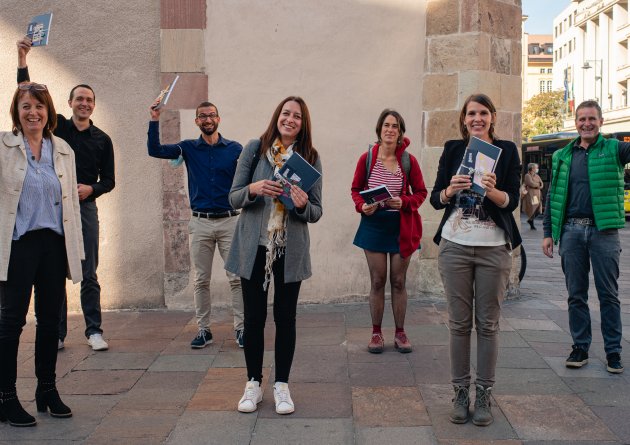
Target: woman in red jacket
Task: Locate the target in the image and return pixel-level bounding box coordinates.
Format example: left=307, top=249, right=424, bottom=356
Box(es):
left=351, top=109, right=427, bottom=354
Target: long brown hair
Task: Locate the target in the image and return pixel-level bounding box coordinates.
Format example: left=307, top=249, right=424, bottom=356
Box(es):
left=259, top=96, right=318, bottom=165
left=459, top=93, right=497, bottom=144
left=11, top=84, right=57, bottom=138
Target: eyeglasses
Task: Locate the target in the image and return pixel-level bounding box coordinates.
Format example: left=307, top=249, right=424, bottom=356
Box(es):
left=197, top=113, right=219, bottom=120
left=18, top=83, right=48, bottom=92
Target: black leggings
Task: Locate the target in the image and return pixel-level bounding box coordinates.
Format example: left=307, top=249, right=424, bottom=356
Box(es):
left=241, top=246, right=301, bottom=384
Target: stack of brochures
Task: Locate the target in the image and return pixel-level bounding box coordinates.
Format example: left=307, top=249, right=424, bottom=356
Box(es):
left=275, top=152, right=322, bottom=210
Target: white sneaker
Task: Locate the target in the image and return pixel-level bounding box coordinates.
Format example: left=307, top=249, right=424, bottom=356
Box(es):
left=58, top=339, right=65, bottom=350
left=273, top=382, right=295, bottom=415
left=237, top=379, right=262, bottom=413
left=87, top=333, right=109, bottom=351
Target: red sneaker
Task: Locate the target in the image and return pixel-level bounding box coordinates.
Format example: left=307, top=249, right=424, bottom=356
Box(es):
left=367, top=333, right=384, bottom=353
left=394, top=332, right=412, bottom=353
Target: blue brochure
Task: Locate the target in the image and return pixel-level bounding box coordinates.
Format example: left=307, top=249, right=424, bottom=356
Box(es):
left=275, top=152, right=321, bottom=210
left=27, top=13, right=53, bottom=47
left=456, top=136, right=502, bottom=196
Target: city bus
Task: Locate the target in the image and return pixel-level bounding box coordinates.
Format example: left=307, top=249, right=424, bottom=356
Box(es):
left=521, top=131, right=630, bottom=218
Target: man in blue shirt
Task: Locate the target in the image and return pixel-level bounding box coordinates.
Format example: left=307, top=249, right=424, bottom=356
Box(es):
left=148, top=101, right=244, bottom=348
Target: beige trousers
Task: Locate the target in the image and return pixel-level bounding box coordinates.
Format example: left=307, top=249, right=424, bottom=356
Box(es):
left=189, top=215, right=244, bottom=331
left=438, top=239, right=512, bottom=387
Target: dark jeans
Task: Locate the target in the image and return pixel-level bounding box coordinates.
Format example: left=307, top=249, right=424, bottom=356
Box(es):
left=59, top=200, right=102, bottom=340
left=0, top=230, right=66, bottom=389
left=559, top=222, right=622, bottom=355
left=241, top=246, right=301, bottom=384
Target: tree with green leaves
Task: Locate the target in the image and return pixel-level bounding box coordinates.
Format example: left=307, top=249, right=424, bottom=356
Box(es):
left=522, top=90, right=565, bottom=141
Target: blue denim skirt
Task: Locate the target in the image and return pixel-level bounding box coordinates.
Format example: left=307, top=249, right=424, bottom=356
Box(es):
left=353, top=210, right=400, bottom=253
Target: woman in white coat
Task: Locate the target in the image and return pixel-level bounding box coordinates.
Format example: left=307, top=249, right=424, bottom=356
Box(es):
left=0, top=83, right=83, bottom=427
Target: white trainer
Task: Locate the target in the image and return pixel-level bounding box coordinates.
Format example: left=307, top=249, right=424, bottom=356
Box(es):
left=58, top=339, right=65, bottom=350
left=238, top=379, right=263, bottom=413
left=87, top=333, right=109, bottom=351
left=273, top=382, right=295, bottom=415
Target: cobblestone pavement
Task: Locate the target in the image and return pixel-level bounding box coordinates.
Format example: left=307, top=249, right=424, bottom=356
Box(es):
left=2, top=215, right=629, bottom=444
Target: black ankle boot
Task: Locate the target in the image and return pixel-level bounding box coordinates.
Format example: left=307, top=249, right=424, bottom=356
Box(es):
left=0, top=389, right=36, bottom=427
left=528, top=219, right=536, bottom=230
left=35, top=382, right=72, bottom=418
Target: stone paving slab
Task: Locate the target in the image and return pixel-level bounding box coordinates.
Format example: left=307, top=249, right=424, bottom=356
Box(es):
left=250, top=418, right=354, bottom=445
left=352, top=386, right=430, bottom=427
left=493, top=368, right=573, bottom=395
left=148, top=354, right=214, bottom=372
left=165, top=410, right=256, bottom=444
left=74, top=352, right=159, bottom=370
left=495, top=394, right=616, bottom=442
left=356, top=426, right=438, bottom=444
left=349, top=362, right=416, bottom=387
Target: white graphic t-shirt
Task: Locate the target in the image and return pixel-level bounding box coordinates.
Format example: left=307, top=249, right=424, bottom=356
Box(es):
left=440, top=189, right=507, bottom=246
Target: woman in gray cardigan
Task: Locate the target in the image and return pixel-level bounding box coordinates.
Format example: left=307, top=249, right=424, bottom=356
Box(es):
left=227, top=96, right=322, bottom=415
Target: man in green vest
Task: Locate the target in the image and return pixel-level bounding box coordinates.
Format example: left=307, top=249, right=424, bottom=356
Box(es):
left=542, top=100, right=630, bottom=374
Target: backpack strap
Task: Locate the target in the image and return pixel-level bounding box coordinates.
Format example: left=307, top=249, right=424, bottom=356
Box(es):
left=365, top=144, right=411, bottom=180
left=400, top=151, right=411, bottom=178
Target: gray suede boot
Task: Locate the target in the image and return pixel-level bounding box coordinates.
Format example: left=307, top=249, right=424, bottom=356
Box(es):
left=449, top=385, right=470, bottom=424
left=472, top=384, right=493, bottom=426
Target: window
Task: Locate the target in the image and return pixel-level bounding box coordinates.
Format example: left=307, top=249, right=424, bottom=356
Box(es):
left=540, top=81, right=546, bottom=93
left=569, top=40, right=572, bottom=53
left=559, top=47, right=563, bottom=58
left=555, top=50, right=558, bottom=61
left=540, top=68, right=546, bottom=74
left=555, top=26, right=558, bottom=37
left=569, top=14, right=572, bottom=26
left=547, top=80, right=553, bottom=92
left=548, top=68, right=552, bottom=74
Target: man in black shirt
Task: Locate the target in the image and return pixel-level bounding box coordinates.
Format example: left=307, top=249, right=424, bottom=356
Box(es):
left=17, top=38, right=115, bottom=352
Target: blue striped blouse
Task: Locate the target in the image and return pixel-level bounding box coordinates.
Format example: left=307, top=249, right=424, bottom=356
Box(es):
left=12, top=138, right=64, bottom=240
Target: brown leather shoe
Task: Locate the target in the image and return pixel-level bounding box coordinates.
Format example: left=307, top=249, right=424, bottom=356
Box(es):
left=367, top=333, right=384, bottom=353
left=394, top=332, right=412, bottom=353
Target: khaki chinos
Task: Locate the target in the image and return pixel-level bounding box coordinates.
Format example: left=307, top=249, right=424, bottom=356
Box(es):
left=189, top=213, right=244, bottom=332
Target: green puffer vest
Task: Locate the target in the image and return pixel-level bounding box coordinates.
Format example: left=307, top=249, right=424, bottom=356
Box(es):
left=549, top=135, right=624, bottom=242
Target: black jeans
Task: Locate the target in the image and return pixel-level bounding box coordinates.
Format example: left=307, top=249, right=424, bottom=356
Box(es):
left=59, top=200, right=102, bottom=340
left=242, top=246, right=301, bottom=384
left=0, top=230, right=67, bottom=389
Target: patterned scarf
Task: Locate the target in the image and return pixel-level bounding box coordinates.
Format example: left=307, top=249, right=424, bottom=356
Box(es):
left=263, top=138, right=294, bottom=290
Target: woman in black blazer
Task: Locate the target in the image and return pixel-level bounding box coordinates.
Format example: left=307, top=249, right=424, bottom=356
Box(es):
left=430, top=94, right=521, bottom=427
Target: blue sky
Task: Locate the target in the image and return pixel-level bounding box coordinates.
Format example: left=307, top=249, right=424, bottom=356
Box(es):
left=522, top=0, right=572, bottom=35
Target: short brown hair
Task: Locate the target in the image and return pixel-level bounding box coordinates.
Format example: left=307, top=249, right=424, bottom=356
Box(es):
left=459, top=93, right=497, bottom=143
left=375, top=109, right=406, bottom=145
left=575, top=100, right=602, bottom=119
left=11, top=84, right=57, bottom=138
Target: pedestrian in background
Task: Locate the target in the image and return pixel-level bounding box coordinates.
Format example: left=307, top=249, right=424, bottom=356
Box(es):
left=522, top=162, right=543, bottom=230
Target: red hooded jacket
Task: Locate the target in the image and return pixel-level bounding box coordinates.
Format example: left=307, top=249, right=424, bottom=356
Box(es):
left=351, top=137, right=427, bottom=258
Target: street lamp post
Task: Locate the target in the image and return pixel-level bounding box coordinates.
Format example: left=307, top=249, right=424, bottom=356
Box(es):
left=582, top=59, right=603, bottom=107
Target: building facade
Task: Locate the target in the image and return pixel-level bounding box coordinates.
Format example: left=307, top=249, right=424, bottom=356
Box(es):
left=524, top=34, right=554, bottom=102
left=0, top=0, right=523, bottom=310
left=554, top=0, right=630, bottom=131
